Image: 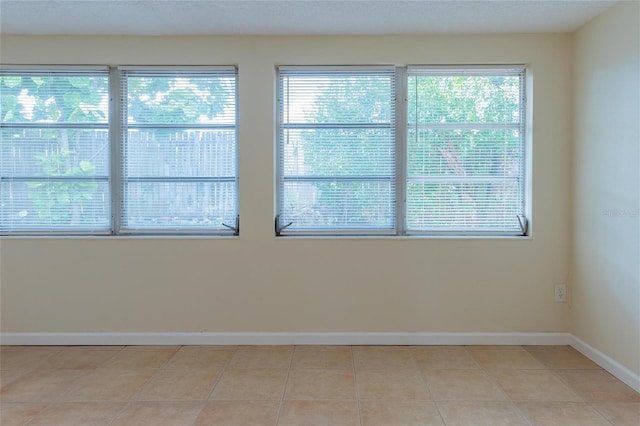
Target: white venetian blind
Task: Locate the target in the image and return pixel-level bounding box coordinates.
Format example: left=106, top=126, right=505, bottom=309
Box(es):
left=119, top=67, right=238, bottom=234
left=277, top=67, right=396, bottom=234
left=406, top=66, right=526, bottom=235
left=0, top=67, right=111, bottom=234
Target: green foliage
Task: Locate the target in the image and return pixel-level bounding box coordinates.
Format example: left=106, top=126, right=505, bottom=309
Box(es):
left=1, top=75, right=108, bottom=123
left=126, top=76, right=231, bottom=124
left=26, top=149, right=99, bottom=223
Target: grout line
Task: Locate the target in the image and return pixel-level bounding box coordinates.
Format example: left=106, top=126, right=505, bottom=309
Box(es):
left=351, top=346, right=363, bottom=426
left=161, top=344, right=184, bottom=369
left=21, top=402, right=51, bottom=426
left=189, top=401, right=208, bottom=426
left=101, top=345, right=128, bottom=368
left=409, top=347, right=447, bottom=425
left=587, top=401, right=619, bottom=426
left=106, top=400, right=132, bottom=426
left=507, top=401, right=534, bottom=426
left=203, top=345, right=238, bottom=400
left=274, top=345, right=295, bottom=425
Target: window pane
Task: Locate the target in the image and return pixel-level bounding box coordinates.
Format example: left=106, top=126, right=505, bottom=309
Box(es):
left=407, top=68, right=525, bottom=234
left=125, top=129, right=235, bottom=178
left=1, top=74, right=109, bottom=124
left=278, top=68, right=396, bottom=233
left=1, top=70, right=110, bottom=233
left=407, top=181, right=522, bottom=231
left=282, top=180, right=393, bottom=230
left=121, top=69, right=238, bottom=233
left=407, top=74, right=520, bottom=124
left=127, top=76, right=236, bottom=125
left=407, top=128, right=521, bottom=177
left=1, top=180, right=110, bottom=231
left=124, top=181, right=237, bottom=230
left=282, top=73, right=393, bottom=124
left=2, top=128, right=109, bottom=176
left=282, top=128, right=394, bottom=177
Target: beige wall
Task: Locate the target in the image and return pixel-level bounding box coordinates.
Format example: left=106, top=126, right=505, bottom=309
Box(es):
left=0, top=35, right=572, bottom=334
left=572, top=1, right=640, bottom=375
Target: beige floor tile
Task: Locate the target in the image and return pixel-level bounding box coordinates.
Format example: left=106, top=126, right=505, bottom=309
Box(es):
left=360, top=400, right=443, bottom=425
left=210, top=369, right=288, bottom=400
left=100, top=346, right=179, bottom=369
left=164, top=346, right=237, bottom=370
left=0, top=369, right=86, bottom=402
left=64, top=369, right=154, bottom=401
left=285, top=369, right=355, bottom=400
left=491, top=369, right=583, bottom=401
left=0, top=402, right=48, bottom=426
left=591, top=402, right=640, bottom=425
left=424, top=369, right=507, bottom=401
left=356, top=369, right=429, bottom=400
left=277, top=400, right=359, bottom=426
left=517, top=401, right=611, bottom=425
left=411, top=346, right=480, bottom=370
left=134, top=369, right=220, bottom=401
left=524, top=346, right=601, bottom=369
left=112, top=401, right=205, bottom=426
left=292, top=346, right=353, bottom=370
left=436, top=400, right=529, bottom=425
left=195, top=400, right=280, bottom=425
left=27, top=402, right=125, bottom=425
left=353, top=346, right=416, bottom=370
left=0, top=346, right=63, bottom=371
left=39, top=346, right=124, bottom=370
left=229, top=346, right=294, bottom=369
left=555, top=370, right=640, bottom=402
left=467, top=346, right=545, bottom=369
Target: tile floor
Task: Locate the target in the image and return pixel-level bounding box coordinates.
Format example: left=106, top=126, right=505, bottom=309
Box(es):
left=0, top=345, right=638, bottom=425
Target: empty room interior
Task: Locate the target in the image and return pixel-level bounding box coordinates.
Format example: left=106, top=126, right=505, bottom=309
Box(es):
left=0, top=0, right=639, bottom=425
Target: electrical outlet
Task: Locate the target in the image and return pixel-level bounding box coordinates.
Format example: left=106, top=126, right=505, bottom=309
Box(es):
left=554, top=284, right=567, bottom=302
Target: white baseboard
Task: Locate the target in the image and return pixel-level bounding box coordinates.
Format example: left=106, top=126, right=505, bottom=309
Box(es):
left=569, top=334, right=640, bottom=393
left=0, top=331, right=570, bottom=346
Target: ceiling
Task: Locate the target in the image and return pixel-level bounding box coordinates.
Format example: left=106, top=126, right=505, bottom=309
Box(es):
left=0, top=0, right=617, bottom=36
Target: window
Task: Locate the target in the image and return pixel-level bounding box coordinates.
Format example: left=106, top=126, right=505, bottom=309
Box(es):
left=277, top=67, right=397, bottom=235
left=119, top=67, right=238, bottom=234
left=1, top=67, right=111, bottom=234
left=276, top=65, right=528, bottom=236
left=407, top=66, right=527, bottom=235
left=1, top=66, right=238, bottom=236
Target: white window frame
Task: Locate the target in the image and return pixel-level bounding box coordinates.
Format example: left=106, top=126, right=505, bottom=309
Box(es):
left=405, top=65, right=528, bottom=237
left=276, top=66, right=398, bottom=236
left=0, top=65, right=112, bottom=235
left=1, top=65, right=239, bottom=236
left=116, top=66, right=240, bottom=236
left=276, top=65, right=530, bottom=237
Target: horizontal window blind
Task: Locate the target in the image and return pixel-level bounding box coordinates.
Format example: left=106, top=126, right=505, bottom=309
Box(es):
left=119, top=68, right=238, bottom=234
left=277, top=67, right=396, bottom=234
left=406, top=66, right=526, bottom=235
left=0, top=68, right=111, bottom=234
